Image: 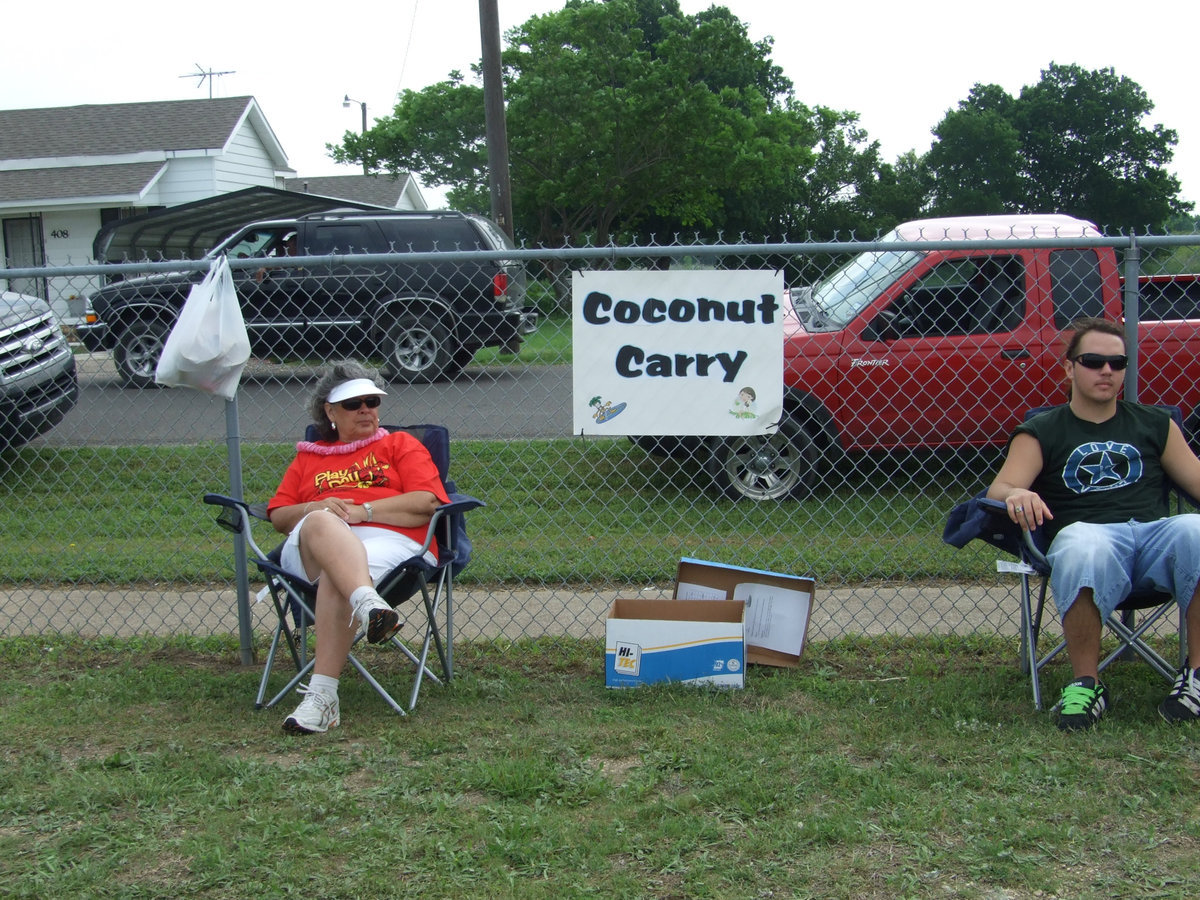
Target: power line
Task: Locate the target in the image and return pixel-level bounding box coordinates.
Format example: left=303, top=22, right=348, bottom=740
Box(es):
left=393, top=0, right=421, bottom=99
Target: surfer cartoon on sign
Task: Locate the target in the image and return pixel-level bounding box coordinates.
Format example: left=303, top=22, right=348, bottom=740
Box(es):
left=589, top=395, right=627, bottom=423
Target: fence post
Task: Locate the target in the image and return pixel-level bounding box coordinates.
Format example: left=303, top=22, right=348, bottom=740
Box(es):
left=225, top=396, right=254, bottom=665
left=1123, top=234, right=1141, bottom=402
left=1119, top=236, right=1143, bottom=657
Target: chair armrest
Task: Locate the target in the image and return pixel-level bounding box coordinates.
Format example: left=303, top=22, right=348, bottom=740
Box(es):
left=1018, top=526, right=1050, bottom=571
left=974, top=496, right=1051, bottom=566
left=203, top=493, right=253, bottom=537
left=441, top=495, right=486, bottom=516
left=978, top=496, right=1051, bottom=571
left=203, top=492, right=246, bottom=511
left=203, top=493, right=285, bottom=563
left=977, top=497, right=1007, bottom=516
left=204, top=493, right=271, bottom=518
left=417, top=496, right=486, bottom=557
left=426, top=497, right=485, bottom=535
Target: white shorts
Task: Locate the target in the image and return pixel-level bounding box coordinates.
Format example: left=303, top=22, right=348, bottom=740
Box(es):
left=279, top=511, right=434, bottom=585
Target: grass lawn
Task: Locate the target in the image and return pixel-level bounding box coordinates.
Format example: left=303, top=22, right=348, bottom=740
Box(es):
left=3, top=633, right=1199, bottom=899
left=0, top=438, right=992, bottom=588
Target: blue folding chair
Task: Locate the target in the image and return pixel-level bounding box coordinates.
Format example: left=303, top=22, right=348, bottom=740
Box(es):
left=206, top=424, right=483, bottom=716
left=944, top=405, right=1190, bottom=710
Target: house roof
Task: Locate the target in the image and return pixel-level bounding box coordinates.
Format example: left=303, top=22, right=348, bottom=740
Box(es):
left=284, top=174, right=418, bottom=209
left=0, top=96, right=271, bottom=160
left=93, top=186, right=387, bottom=261
left=0, top=161, right=167, bottom=204
left=0, top=97, right=289, bottom=211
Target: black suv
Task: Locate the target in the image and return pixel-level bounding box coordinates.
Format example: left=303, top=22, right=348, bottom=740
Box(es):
left=78, top=210, right=527, bottom=387
left=0, top=290, right=78, bottom=448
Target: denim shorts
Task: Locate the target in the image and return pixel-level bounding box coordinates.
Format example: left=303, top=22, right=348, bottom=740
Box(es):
left=1045, top=515, right=1200, bottom=620
left=279, top=511, right=434, bottom=585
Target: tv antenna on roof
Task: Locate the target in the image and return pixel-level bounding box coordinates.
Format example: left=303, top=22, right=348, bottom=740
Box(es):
left=180, top=63, right=236, bottom=99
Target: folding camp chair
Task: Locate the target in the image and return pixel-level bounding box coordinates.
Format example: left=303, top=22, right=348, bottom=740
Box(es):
left=944, top=405, right=1191, bottom=710
left=205, top=423, right=483, bottom=716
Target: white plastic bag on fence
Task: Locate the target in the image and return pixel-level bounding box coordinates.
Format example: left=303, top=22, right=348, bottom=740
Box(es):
left=154, top=255, right=251, bottom=399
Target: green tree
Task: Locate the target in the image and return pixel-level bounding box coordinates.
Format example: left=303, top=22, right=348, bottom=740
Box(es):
left=503, top=0, right=737, bottom=244
left=857, top=151, right=932, bottom=233
left=1016, top=63, right=1187, bottom=228
left=924, top=63, right=1191, bottom=229
left=924, top=85, right=1023, bottom=216
left=331, top=0, right=889, bottom=247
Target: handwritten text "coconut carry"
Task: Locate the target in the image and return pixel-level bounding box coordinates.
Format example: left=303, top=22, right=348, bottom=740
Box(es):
left=580, top=291, right=780, bottom=382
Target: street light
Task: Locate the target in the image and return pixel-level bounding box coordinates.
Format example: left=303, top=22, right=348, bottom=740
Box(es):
left=343, top=94, right=368, bottom=173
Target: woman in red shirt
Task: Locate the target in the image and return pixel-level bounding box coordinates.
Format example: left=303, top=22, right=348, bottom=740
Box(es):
left=267, top=362, right=449, bottom=734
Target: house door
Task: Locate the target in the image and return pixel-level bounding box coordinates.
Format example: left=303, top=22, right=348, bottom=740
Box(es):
left=2, top=216, right=48, bottom=299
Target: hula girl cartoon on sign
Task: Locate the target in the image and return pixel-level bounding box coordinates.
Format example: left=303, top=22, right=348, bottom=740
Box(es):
left=729, top=386, right=758, bottom=419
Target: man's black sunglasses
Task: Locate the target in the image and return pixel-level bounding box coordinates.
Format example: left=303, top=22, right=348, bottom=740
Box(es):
left=1072, top=353, right=1128, bottom=371
left=338, top=396, right=382, bottom=411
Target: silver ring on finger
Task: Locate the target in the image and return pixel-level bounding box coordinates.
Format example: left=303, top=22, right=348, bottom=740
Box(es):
left=1015, top=505, right=1024, bottom=513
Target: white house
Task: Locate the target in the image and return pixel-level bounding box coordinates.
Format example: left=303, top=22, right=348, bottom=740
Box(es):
left=0, top=97, right=289, bottom=274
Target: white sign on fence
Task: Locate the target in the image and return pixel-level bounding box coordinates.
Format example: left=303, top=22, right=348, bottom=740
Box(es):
left=572, top=269, right=785, bottom=436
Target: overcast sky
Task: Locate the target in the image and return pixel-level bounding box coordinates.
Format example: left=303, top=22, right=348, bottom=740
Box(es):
left=5, top=0, right=1196, bottom=212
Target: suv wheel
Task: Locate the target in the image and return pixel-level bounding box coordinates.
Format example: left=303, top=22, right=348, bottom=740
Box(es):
left=708, top=417, right=818, bottom=501
left=380, top=311, right=454, bottom=384
left=114, top=319, right=171, bottom=389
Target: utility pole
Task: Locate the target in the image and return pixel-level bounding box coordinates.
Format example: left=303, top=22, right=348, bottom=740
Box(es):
left=479, top=0, right=514, bottom=239
left=343, top=95, right=369, bottom=174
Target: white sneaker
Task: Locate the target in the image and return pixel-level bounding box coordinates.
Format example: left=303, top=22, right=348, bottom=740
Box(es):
left=282, top=686, right=340, bottom=734
left=1160, top=663, right=1200, bottom=724
left=351, top=592, right=403, bottom=644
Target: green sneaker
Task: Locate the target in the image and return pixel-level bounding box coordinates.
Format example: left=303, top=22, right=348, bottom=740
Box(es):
left=1057, top=676, right=1109, bottom=731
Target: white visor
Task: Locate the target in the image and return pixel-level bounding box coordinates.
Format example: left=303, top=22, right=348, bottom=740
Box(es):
left=327, top=378, right=387, bottom=404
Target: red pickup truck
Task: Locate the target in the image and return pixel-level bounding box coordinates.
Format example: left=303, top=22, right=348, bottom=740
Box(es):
left=642, top=214, right=1200, bottom=501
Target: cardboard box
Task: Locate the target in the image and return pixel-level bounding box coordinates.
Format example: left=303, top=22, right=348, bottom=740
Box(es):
left=605, top=598, right=745, bottom=689
left=673, top=557, right=814, bottom=667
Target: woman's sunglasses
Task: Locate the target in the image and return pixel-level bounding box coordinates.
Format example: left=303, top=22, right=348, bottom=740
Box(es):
left=338, top=395, right=382, bottom=411
left=1072, top=353, right=1128, bottom=371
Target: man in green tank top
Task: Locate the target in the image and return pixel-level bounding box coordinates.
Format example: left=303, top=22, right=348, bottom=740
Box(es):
left=988, top=318, right=1200, bottom=730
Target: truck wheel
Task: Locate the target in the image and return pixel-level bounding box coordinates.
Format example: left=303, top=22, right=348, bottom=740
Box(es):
left=113, top=319, right=171, bottom=389
left=709, top=417, right=818, bottom=501
left=380, top=311, right=454, bottom=384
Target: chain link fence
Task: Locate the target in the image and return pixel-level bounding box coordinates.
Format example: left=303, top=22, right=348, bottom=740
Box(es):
left=3, top=224, right=1200, bottom=659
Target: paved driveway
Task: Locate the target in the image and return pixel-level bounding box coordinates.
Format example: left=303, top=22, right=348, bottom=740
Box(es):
left=41, top=354, right=572, bottom=445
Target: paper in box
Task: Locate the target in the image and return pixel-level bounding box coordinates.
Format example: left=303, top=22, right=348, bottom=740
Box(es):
left=605, top=598, right=745, bottom=689
left=673, top=557, right=814, bottom=667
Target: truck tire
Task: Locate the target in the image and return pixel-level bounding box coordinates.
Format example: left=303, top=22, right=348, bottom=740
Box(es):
left=709, top=417, right=818, bottom=501
left=114, top=319, right=171, bottom=389
left=380, top=311, right=454, bottom=384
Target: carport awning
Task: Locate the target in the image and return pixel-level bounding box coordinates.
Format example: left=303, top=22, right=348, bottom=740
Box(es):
left=93, top=186, right=385, bottom=261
